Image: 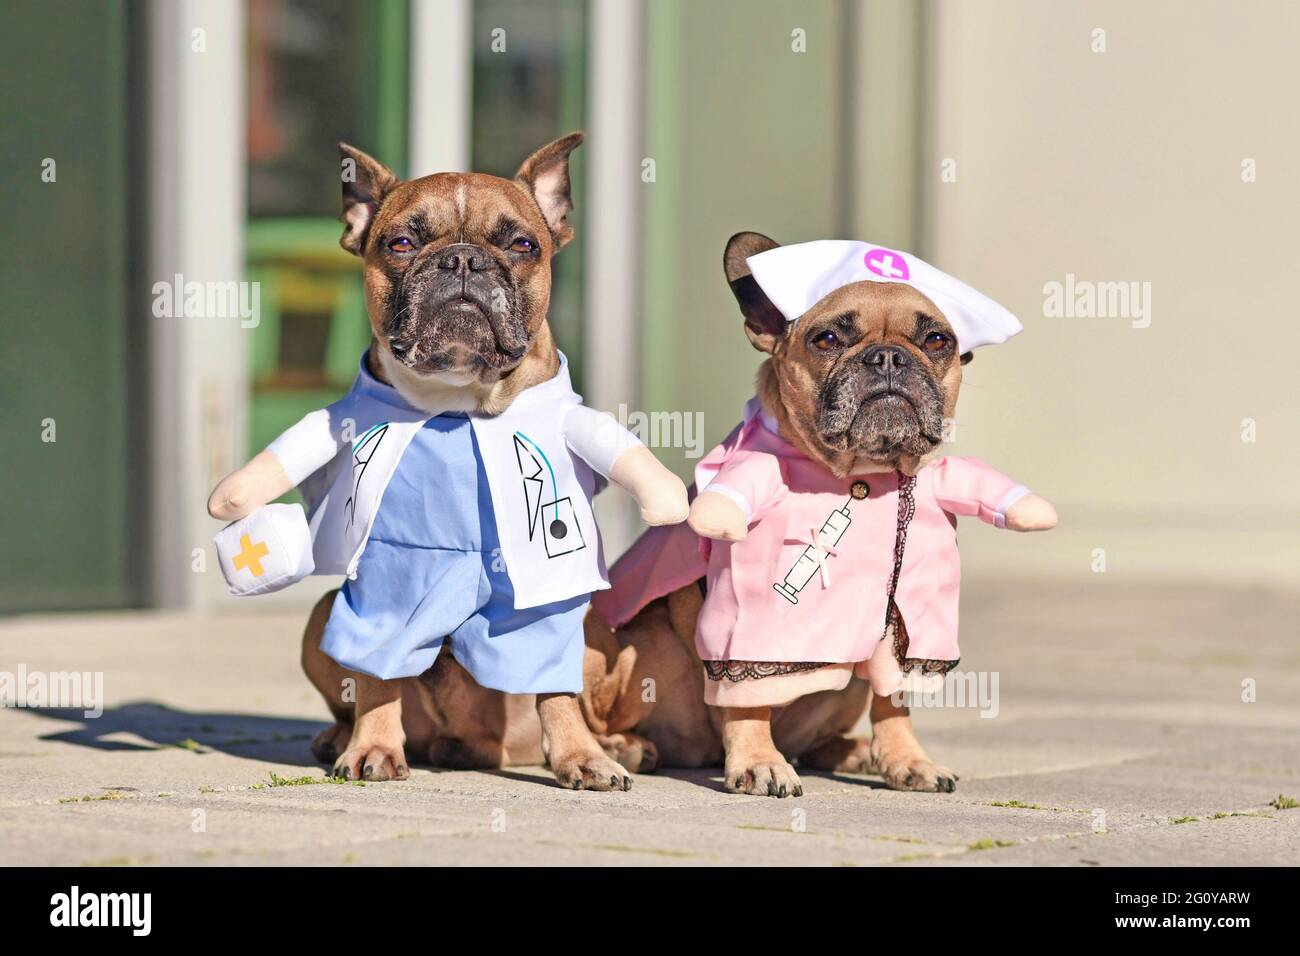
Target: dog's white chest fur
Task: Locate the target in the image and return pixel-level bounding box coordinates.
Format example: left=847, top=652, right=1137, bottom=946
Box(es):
left=375, top=348, right=488, bottom=414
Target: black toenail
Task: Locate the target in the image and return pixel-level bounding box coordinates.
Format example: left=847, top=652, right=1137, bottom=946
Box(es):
left=778, top=784, right=788, bottom=798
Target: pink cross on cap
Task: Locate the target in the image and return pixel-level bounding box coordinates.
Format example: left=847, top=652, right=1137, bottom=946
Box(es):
left=864, top=248, right=909, bottom=281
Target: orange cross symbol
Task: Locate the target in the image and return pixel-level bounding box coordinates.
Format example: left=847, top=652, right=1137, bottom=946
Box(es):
left=232, top=534, right=270, bottom=577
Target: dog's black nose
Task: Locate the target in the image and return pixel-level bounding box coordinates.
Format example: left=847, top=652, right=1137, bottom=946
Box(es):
left=863, top=344, right=909, bottom=371
left=437, top=243, right=491, bottom=275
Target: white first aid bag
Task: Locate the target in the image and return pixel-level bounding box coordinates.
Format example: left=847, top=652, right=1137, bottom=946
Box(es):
left=213, top=503, right=315, bottom=597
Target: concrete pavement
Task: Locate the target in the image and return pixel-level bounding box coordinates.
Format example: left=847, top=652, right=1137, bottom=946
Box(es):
left=1, top=578, right=1297, bottom=866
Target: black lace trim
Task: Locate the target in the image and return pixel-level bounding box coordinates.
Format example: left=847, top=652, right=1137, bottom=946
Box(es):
left=890, top=612, right=960, bottom=676
left=878, top=471, right=916, bottom=645
left=702, top=660, right=832, bottom=682
left=877, top=472, right=956, bottom=674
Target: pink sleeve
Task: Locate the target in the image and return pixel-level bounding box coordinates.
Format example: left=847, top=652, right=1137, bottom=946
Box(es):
left=930, top=457, right=1030, bottom=528
left=702, top=450, right=787, bottom=525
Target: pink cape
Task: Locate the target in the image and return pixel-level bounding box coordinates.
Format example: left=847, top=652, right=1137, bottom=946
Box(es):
left=589, top=410, right=747, bottom=629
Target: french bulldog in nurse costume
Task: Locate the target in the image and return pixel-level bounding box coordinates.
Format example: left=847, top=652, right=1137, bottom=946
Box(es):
left=586, top=233, right=1056, bottom=798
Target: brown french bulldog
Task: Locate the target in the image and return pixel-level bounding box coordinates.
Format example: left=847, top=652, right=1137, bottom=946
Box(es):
left=582, top=231, right=1056, bottom=797
left=211, top=132, right=689, bottom=790
left=574, top=231, right=972, bottom=793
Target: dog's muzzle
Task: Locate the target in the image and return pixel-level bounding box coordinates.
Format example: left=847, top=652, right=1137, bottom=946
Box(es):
left=816, top=350, right=946, bottom=459
left=387, top=243, right=530, bottom=374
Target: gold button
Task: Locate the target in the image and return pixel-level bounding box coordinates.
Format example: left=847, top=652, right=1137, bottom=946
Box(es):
left=850, top=480, right=870, bottom=499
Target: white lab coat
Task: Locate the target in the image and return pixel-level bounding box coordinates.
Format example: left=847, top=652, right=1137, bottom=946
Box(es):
left=267, top=352, right=641, bottom=609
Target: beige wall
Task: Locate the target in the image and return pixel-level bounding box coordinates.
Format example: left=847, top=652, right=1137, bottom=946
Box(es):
left=640, top=0, right=849, bottom=468
left=922, top=0, right=1300, bottom=585
left=636, top=0, right=1297, bottom=585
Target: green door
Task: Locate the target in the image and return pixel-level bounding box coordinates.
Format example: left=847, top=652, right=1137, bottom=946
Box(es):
left=0, top=1, right=141, bottom=612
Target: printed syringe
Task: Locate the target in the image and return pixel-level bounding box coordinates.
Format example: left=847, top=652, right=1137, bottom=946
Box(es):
left=773, top=496, right=855, bottom=605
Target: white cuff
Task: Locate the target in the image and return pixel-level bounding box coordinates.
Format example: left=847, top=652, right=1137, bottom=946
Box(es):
left=993, top=484, right=1031, bottom=529
left=703, top=483, right=752, bottom=522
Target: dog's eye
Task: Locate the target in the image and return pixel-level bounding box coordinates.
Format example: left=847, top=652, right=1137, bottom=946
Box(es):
left=508, top=237, right=535, bottom=254
left=923, top=332, right=951, bottom=352
left=810, top=330, right=842, bottom=352
left=387, top=237, right=415, bottom=253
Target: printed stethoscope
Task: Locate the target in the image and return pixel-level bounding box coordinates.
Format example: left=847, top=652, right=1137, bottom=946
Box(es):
left=514, top=430, right=569, bottom=540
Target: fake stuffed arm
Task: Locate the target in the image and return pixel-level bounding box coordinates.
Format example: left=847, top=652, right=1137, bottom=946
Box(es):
left=688, top=450, right=785, bottom=542
left=207, top=408, right=345, bottom=521
left=562, top=405, right=689, bottom=526
left=931, top=456, right=1057, bottom=532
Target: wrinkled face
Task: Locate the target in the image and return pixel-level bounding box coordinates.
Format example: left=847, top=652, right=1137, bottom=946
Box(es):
left=337, top=133, right=581, bottom=390
left=775, top=281, right=963, bottom=464
left=360, top=173, right=555, bottom=383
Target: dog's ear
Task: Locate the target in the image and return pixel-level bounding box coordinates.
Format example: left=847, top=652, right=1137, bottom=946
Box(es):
left=338, top=143, right=399, bottom=256
left=515, top=131, right=584, bottom=250
left=724, top=231, right=787, bottom=353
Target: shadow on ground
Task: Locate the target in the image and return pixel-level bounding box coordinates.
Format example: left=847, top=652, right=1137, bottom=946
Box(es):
left=26, top=702, right=852, bottom=797
left=22, top=703, right=745, bottom=791
left=26, top=702, right=327, bottom=764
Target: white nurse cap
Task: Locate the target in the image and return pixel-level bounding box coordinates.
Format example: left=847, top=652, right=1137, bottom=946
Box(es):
left=746, top=240, right=1022, bottom=352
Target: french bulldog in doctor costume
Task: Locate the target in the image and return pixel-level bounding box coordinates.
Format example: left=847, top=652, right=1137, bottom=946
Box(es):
left=209, top=133, right=688, bottom=790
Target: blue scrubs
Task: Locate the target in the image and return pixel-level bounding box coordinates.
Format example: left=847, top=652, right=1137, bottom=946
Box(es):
left=320, top=410, right=589, bottom=692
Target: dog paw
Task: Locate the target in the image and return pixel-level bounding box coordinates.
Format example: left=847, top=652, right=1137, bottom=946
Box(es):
left=551, top=747, right=633, bottom=791
left=332, top=741, right=410, bottom=782
left=725, top=756, right=803, bottom=798
left=873, top=748, right=958, bottom=793
left=310, top=721, right=352, bottom=764
left=596, top=732, right=659, bottom=774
